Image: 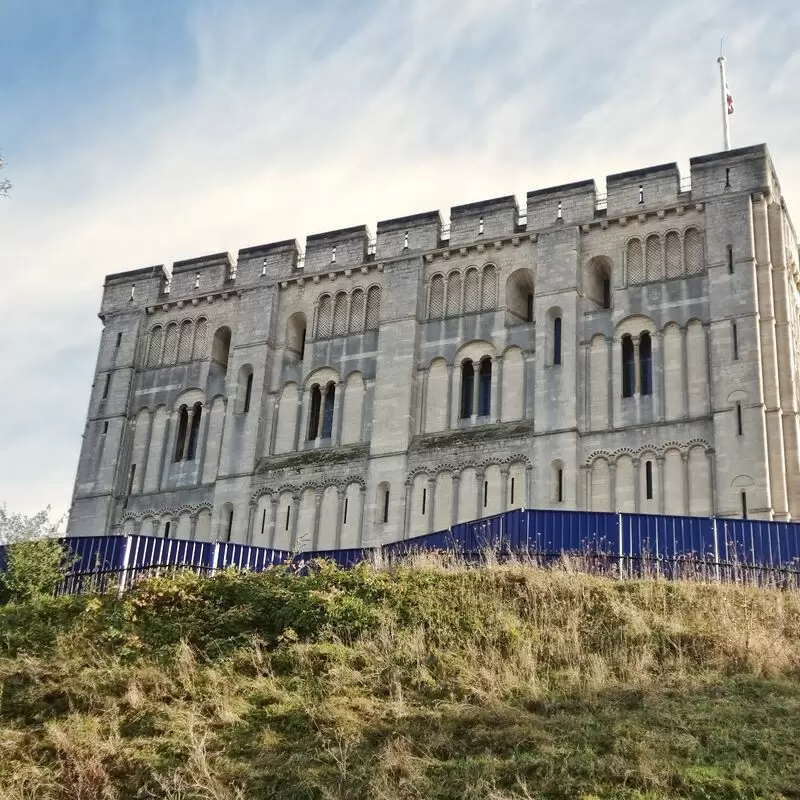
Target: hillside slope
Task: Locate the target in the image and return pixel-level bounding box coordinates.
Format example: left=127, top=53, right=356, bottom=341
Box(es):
left=0, top=561, right=799, bottom=799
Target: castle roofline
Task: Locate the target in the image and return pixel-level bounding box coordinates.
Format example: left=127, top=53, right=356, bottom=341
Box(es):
left=238, top=239, right=299, bottom=259
left=172, top=251, right=232, bottom=274
left=104, top=265, right=165, bottom=285
left=306, top=224, right=369, bottom=244
left=376, top=210, right=441, bottom=233
left=607, top=162, right=678, bottom=185
left=451, top=195, right=517, bottom=216
left=527, top=179, right=597, bottom=199
left=689, top=143, right=768, bottom=166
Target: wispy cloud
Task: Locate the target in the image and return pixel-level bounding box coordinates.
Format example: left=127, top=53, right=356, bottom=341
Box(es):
left=2, top=0, right=799, bottom=517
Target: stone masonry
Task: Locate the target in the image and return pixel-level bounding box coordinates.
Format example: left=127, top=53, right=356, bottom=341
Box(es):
left=67, top=143, right=800, bottom=547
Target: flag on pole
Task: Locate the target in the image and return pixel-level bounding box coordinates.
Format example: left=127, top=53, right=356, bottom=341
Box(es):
left=725, top=79, right=734, bottom=115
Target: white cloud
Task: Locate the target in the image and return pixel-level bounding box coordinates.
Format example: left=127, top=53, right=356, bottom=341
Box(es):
left=2, top=0, right=800, bottom=518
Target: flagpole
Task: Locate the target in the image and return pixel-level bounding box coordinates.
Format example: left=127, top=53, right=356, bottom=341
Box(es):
left=718, top=52, right=731, bottom=151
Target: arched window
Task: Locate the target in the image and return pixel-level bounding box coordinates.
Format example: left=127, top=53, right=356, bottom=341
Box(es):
left=308, top=385, right=322, bottom=440
left=481, top=265, right=497, bottom=310
left=446, top=272, right=462, bottom=317
left=349, top=289, right=365, bottom=332
left=622, top=335, right=635, bottom=398
left=551, top=461, right=564, bottom=503
left=553, top=316, right=562, bottom=365
left=378, top=483, right=390, bottom=524
left=684, top=227, right=704, bottom=274
left=286, top=312, right=306, bottom=361
left=164, top=520, right=171, bottom=539
left=460, top=360, right=474, bottom=418
left=586, top=257, right=612, bottom=309
left=192, top=318, right=208, bottom=360
left=147, top=326, right=164, bottom=368
left=464, top=269, right=480, bottom=313
left=429, top=275, right=445, bottom=319
left=178, top=320, right=193, bottom=362
left=639, top=332, right=652, bottom=396
left=333, top=292, right=348, bottom=335
left=366, top=286, right=381, bottom=329
left=212, top=327, right=231, bottom=371
left=321, top=382, right=335, bottom=439
left=526, top=292, right=534, bottom=322
left=244, top=373, right=253, bottom=412
left=186, top=402, right=202, bottom=461
left=223, top=504, right=234, bottom=543
left=174, top=405, right=189, bottom=462
left=163, top=323, right=179, bottom=365
left=645, top=460, right=654, bottom=500
left=316, top=295, right=332, bottom=338
left=478, top=358, right=492, bottom=416
left=626, top=238, right=644, bottom=284
left=665, top=231, right=682, bottom=278
left=505, top=269, right=535, bottom=324
left=645, top=234, right=662, bottom=282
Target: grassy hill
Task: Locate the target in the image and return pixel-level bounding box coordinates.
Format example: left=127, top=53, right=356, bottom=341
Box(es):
left=0, top=557, right=798, bottom=799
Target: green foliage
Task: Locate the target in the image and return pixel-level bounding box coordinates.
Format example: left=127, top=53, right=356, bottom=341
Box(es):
left=0, top=538, right=69, bottom=604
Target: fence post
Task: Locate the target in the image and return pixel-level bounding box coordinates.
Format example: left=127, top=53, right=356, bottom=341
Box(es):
left=117, top=535, right=133, bottom=597
left=617, top=512, right=625, bottom=580
left=211, top=540, right=221, bottom=576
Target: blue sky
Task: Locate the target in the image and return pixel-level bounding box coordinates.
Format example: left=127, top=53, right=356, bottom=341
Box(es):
left=2, top=0, right=800, bottom=524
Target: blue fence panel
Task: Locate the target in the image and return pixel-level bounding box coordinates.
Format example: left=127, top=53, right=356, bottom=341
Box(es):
left=217, top=542, right=289, bottom=572
left=66, top=535, right=128, bottom=573
left=299, top=548, right=369, bottom=569
left=526, top=509, right=617, bottom=559
left=127, top=535, right=213, bottom=572
left=503, top=508, right=529, bottom=550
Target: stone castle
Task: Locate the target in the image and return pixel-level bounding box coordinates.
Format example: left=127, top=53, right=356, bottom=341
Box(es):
left=67, top=143, right=800, bottom=547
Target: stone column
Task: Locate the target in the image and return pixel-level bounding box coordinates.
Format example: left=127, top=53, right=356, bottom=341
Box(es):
left=267, top=395, right=280, bottom=455
left=500, top=465, right=509, bottom=513
left=476, top=468, right=485, bottom=520
left=426, top=476, right=435, bottom=533
left=492, top=355, right=502, bottom=423
left=451, top=473, right=460, bottom=525
left=446, top=364, right=454, bottom=429
left=403, top=481, right=413, bottom=539
left=293, top=388, right=305, bottom=450
left=654, top=331, right=665, bottom=421
left=332, top=380, right=345, bottom=445
left=609, top=461, right=617, bottom=511
left=633, top=458, right=641, bottom=512
left=266, top=497, right=276, bottom=549
left=525, top=465, right=533, bottom=508
left=419, top=368, right=429, bottom=435
left=656, top=455, right=665, bottom=515
left=312, top=489, right=323, bottom=549
left=289, top=495, right=300, bottom=550
left=681, top=452, right=690, bottom=516
left=334, top=487, right=344, bottom=549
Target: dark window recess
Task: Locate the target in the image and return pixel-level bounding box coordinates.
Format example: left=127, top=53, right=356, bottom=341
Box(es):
left=736, top=403, right=743, bottom=436
left=557, top=468, right=564, bottom=503
left=103, top=421, right=108, bottom=435
left=510, top=477, right=515, bottom=505
left=645, top=460, right=653, bottom=500
left=553, top=317, right=562, bottom=365
left=557, top=200, right=563, bottom=220
left=460, top=361, right=474, bottom=418
left=260, top=510, right=266, bottom=536
left=285, top=505, right=291, bottom=531
left=421, top=488, right=427, bottom=516
left=174, top=405, right=189, bottom=462
left=732, top=321, right=739, bottom=360
left=741, top=491, right=748, bottom=519
left=124, top=464, right=136, bottom=508
left=299, top=328, right=306, bottom=360
left=102, top=374, right=110, bottom=399
left=226, top=509, right=234, bottom=542
left=308, top=385, right=322, bottom=440
left=115, top=332, right=123, bottom=348
left=243, top=373, right=253, bottom=412
left=343, top=498, right=348, bottom=524
left=382, top=490, right=390, bottom=523
left=164, top=521, right=171, bottom=539
left=186, top=403, right=202, bottom=461
left=727, top=245, right=734, bottom=274
left=602, top=277, right=611, bottom=309
left=639, top=332, right=653, bottom=396
left=622, top=335, right=635, bottom=398
left=526, top=292, right=534, bottom=322
left=638, top=185, right=644, bottom=204
left=483, top=480, right=488, bottom=508
left=478, top=216, right=484, bottom=235
left=725, top=167, right=731, bottom=188
left=478, top=359, right=492, bottom=416
left=321, top=384, right=335, bottom=438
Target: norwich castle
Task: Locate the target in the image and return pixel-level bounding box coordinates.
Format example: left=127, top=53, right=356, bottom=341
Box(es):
left=67, top=143, right=800, bottom=547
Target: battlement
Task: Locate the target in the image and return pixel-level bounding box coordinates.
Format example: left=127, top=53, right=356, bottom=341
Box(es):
left=98, top=143, right=785, bottom=311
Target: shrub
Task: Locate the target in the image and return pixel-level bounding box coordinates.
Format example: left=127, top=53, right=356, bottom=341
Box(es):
left=0, top=538, right=70, bottom=604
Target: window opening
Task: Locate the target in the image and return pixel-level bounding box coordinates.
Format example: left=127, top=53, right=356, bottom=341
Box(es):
left=732, top=321, right=739, bottom=360
left=478, top=216, right=484, bottom=236
left=553, top=316, right=562, bottom=365
left=244, top=372, right=253, bottom=412
left=510, top=477, right=515, bottom=505
left=174, top=406, right=189, bottom=462
left=421, top=488, right=427, bottom=516
left=557, top=468, right=564, bottom=502
left=321, top=383, right=335, bottom=438
left=645, top=460, right=653, bottom=500
left=483, top=480, right=488, bottom=508
left=736, top=402, right=743, bottom=436
left=102, top=421, right=108, bottom=435
left=308, top=385, right=322, bottom=440
left=639, top=332, right=653, bottom=396
left=299, top=328, right=306, bottom=360
left=526, top=292, right=534, bottom=322
left=115, top=332, right=123, bottom=348
left=638, top=185, right=644, bottom=204
left=261, top=259, right=267, bottom=277
left=404, top=231, right=409, bottom=250
left=622, top=335, right=635, bottom=398
left=343, top=498, right=349, bottom=524
left=186, top=403, right=202, bottom=461
left=164, top=521, right=170, bottom=539
left=727, top=245, right=734, bottom=274
left=226, top=509, right=234, bottom=542
left=383, top=489, right=390, bottom=523
left=124, top=464, right=135, bottom=508
left=602, top=277, right=611, bottom=309
left=725, top=167, right=731, bottom=188
left=129, top=284, right=136, bottom=302
left=285, top=505, right=291, bottom=530
left=478, top=358, right=492, bottom=416
left=741, top=491, right=748, bottom=519
left=460, top=361, right=474, bottom=418
left=557, top=200, right=562, bottom=220
left=195, top=272, right=200, bottom=289
left=102, top=374, right=110, bottom=399
left=331, top=246, right=336, bottom=263
left=260, top=509, right=266, bottom=536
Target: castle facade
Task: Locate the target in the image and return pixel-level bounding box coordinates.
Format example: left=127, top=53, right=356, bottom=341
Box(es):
left=67, top=143, right=800, bottom=547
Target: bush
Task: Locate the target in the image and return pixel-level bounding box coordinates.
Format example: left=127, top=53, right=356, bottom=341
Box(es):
left=0, top=538, right=70, bottom=604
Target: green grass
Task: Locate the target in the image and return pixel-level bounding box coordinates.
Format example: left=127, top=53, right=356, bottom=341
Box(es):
left=0, top=559, right=798, bottom=799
